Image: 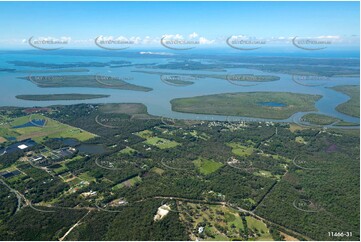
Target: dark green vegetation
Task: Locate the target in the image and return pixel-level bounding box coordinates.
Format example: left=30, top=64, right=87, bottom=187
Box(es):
left=9, top=60, right=132, bottom=69
left=16, top=94, right=110, bottom=101
left=0, top=207, right=87, bottom=241
left=67, top=200, right=188, bottom=241
left=255, top=138, right=360, bottom=240
left=301, top=113, right=359, bottom=127
left=16, top=68, right=90, bottom=73
left=0, top=68, right=16, bottom=72
left=146, top=59, right=359, bottom=77
left=171, top=92, right=321, bottom=119
left=334, top=121, right=359, bottom=127
left=301, top=113, right=340, bottom=125
left=330, top=85, right=360, bottom=117
left=134, top=70, right=280, bottom=82
left=20, top=75, right=152, bottom=92
left=238, top=64, right=359, bottom=77
left=0, top=103, right=359, bottom=241
left=179, top=202, right=275, bottom=240
left=162, top=78, right=194, bottom=86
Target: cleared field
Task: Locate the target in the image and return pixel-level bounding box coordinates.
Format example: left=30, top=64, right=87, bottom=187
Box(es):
left=145, top=137, right=179, bottom=149
left=288, top=124, right=307, bottom=132
left=112, top=176, right=142, bottom=190
left=171, top=92, right=321, bottom=119
left=254, top=170, right=273, bottom=178
left=179, top=202, right=273, bottom=241
left=150, top=167, right=165, bottom=175
left=260, top=153, right=291, bottom=163
left=119, top=146, right=137, bottom=154
left=227, top=142, right=255, bottom=156
left=136, top=130, right=154, bottom=139
left=295, top=136, right=306, bottom=144
left=246, top=216, right=273, bottom=240
left=2, top=114, right=96, bottom=142
left=52, top=164, right=69, bottom=175
left=78, top=172, right=96, bottom=183
left=189, top=130, right=210, bottom=140
left=136, top=130, right=180, bottom=149
left=193, top=158, right=223, bottom=175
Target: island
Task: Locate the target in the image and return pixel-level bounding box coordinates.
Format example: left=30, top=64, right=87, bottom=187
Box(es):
left=330, top=85, right=360, bottom=117
left=20, top=75, right=152, bottom=92
left=301, top=113, right=340, bottom=125
left=134, top=70, right=280, bottom=83
left=170, top=92, right=322, bottom=119
left=16, top=94, right=110, bottom=101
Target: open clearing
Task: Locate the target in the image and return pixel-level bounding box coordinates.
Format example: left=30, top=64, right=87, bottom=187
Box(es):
left=119, top=146, right=137, bottom=154
left=227, top=142, right=255, bottom=156
left=150, top=167, right=165, bottom=175
left=0, top=114, right=95, bottom=142
left=112, top=176, right=142, bottom=190
left=179, top=202, right=273, bottom=241
left=193, top=158, right=223, bottom=175
left=136, top=130, right=180, bottom=149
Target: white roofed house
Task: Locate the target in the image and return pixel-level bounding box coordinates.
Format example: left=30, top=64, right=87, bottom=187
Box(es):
left=17, top=144, right=28, bottom=150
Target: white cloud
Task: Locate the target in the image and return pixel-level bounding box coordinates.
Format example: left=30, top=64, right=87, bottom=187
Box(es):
left=199, top=37, right=215, bottom=44
left=162, top=34, right=184, bottom=40
left=316, top=35, right=341, bottom=39
left=189, top=32, right=199, bottom=39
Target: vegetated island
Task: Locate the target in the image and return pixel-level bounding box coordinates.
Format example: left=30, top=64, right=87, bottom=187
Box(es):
left=20, top=75, right=152, bottom=92
left=162, top=78, right=194, bottom=86
left=147, top=60, right=226, bottom=72
left=134, top=70, right=280, bottom=82
left=16, top=94, right=110, bottom=101
left=8, top=60, right=131, bottom=69
left=334, top=121, right=360, bottom=126
left=301, top=113, right=359, bottom=126
left=171, top=92, right=322, bottom=119
left=142, top=59, right=359, bottom=77
left=16, top=68, right=90, bottom=73
left=301, top=113, right=340, bottom=125
left=238, top=64, right=360, bottom=77
left=329, top=85, right=360, bottom=117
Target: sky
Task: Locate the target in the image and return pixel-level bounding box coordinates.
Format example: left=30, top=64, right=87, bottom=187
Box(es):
left=0, top=1, right=359, bottom=50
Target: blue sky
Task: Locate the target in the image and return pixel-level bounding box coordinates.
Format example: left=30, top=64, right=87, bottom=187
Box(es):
left=0, top=1, right=359, bottom=49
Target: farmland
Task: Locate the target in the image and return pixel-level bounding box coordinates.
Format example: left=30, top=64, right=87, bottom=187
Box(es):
left=0, top=103, right=359, bottom=241
left=0, top=113, right=96, bottom=142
